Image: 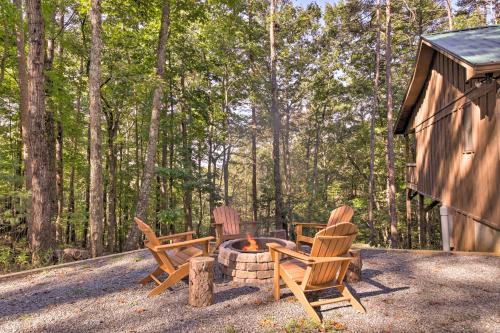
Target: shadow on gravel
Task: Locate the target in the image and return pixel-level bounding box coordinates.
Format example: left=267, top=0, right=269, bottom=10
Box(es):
left=214, top=285, right=259, bottom=303
left=357, top=269, right=410, bottom=299
left=0, top=259, right=154, bottom=319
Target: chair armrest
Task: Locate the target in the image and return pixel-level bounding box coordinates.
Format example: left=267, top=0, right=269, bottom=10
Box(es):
left=151, top=236, right=215, bottom=252
left=267, top=243, right=314, bottom=263
left=309, top=256, right=352, bottom=264
left=157, top=231, right=195, bottom=241
left=292, top=222, right=327, bottom=228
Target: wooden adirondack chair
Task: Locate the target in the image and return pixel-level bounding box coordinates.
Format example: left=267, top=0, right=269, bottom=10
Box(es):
left=268, top=222, right=365, bottom=322
left=135, top=217, right=214, bottom=297
left=294, top=205, right=354, bottom=251
left=213, top=205, right=256, bottom=248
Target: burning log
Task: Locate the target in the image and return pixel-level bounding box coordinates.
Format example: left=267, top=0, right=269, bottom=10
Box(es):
left=242, top=233, right=258, bottom=251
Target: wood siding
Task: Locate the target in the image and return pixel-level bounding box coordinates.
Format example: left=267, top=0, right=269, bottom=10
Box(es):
left=407, top=52, right=499, bottom=252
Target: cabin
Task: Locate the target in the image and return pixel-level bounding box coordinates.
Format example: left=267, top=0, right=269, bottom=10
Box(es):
left=395, top=26, right=500, bottom=253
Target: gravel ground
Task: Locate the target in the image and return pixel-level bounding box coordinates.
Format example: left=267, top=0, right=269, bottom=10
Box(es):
left=0, top=249, right=499, bottom=333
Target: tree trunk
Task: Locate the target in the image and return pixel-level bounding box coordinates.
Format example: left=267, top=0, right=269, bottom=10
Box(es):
left=197, top=147, right=203, bottom=236
left=106, top=112, right=118, bottom=252
left=168, top=62, right=175, bottom=213
left=495, top=0, right=499, bottom=24
left=368, top=0, right=381, bottom=245
left=83, top=125, right=90, bottom=248
left=55, top=8, right=65, bottom=244
left=223, top=145, right=231, bottom=205
left=181, top=72, right=193, bottom=231
left=445, top=0, right=453, bottom=30
left=269, top=0, right=284, bottom=231
left=251, top=104, right=258, bottom=222
left=55, top=120, right=64, bottom=243
left=207, top=126, right=215, bottom=230
left=88, top=0, right=104, bottom=257
left=26, top=0, right=55, bottom=263
left=0, top=24, right=8, bottom=86
left=385, top=0, right=398, bottom=248
left=43, top=8, right=58, bottom=231
left=282, top=103, right=292, bottom=233
left=67, top=162, right=75, bottom=244
left=14, top=0, right=31, bottom=229
left=247, top=1, right=258, bottom=223
left=125, top=1, right=170, bottom=249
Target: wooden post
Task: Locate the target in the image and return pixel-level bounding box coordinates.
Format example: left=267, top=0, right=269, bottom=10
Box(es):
left=189, top=257, right=214, bottom=307
left=406, top=189, right=412, bottom=249
left=346, top=249, right=362, bottom=283
left=418, top=194, right=426, bottom=248
left=439, top=206, right=451, bottom=251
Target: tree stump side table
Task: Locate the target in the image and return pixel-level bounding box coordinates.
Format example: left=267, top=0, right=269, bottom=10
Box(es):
left=189, top=256, right=214, bottom=307
left=346, top=249, right=362, bottom=283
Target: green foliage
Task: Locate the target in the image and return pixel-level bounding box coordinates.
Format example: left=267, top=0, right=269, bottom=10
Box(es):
left=0, top=0, right=488, bottom=272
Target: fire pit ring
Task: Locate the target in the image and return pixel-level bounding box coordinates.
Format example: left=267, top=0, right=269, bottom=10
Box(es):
left=228, top=237, right=288, bottom=253
left=218, top=237, right=296, bottom=284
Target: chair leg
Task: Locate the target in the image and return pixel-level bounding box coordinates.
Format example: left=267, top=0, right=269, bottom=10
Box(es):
left=340, top=285, right=366, bottom=313
left=148, top=265, right=189, bottom=297
left=281, top=270, right=321, bottom=323
left=273, top=265, right=280, bottom=301
left=139, top=267, right=163, bottom=285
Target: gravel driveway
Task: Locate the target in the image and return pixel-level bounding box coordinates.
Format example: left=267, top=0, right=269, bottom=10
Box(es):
left=0, top=249, right=498, bottom=333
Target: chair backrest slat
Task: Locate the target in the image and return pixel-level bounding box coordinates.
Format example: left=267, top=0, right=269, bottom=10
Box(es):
left=213, top=205, right=241, bottom=235
left=134, top=217, right=176, bottom=273
left=134, top=217, right=160, bottom=246
left=327, top=205, right=354, bottom=227
left=308, top=223, right=358, bottom=286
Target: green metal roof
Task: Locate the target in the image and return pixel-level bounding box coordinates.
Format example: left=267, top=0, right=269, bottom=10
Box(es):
left=422, top=25, right=500, bottom=66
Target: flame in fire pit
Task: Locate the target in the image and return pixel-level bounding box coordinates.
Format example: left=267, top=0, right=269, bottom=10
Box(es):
left=242, top=233, right=259, bottom=251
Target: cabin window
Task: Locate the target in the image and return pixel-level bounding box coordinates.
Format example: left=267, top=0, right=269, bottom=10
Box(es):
left=463, top=104, right=473, bottom=153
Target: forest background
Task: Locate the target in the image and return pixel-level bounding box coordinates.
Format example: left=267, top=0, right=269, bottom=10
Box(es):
left=0, top=0, right=496, bottom=271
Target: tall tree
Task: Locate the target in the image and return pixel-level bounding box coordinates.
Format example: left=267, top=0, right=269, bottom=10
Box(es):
left=385, top=0, right=398, bottom=248
left=88, top=0, right=104, bottom=257
left=369, top=0, right=381, bottom=244
left=444, top=0, right=454, bottom=29
left=14, top=0, right=30, bottom=198
left=125, top=1, right=170, bottom=249
left=269, top=0, right=284, bottom=231
left=26, top=0, right=54, bottom=263
left=55, top=8, right=65, bottom=243
left=247, top=0, right=258, bottom=223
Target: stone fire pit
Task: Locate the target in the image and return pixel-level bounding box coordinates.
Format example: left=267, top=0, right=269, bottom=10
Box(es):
left=217, top=237, right=296, bottom=284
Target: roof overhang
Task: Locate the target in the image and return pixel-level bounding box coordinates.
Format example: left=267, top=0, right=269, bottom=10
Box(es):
left=394, top=33, right=500, bottom=135
left=394, top=40, right=435, bottom=134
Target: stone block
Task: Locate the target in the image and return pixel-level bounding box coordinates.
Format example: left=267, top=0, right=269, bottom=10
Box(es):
left=256, top=252, right=271, bottom=263
left=235, top=262, right=247, bottom=270
left=256, top=270, right=274, bottom=279
left=226, top=260, right=237, bottom=269
left=235, top=270, right=257, bottom=279
left=222, top=266, right=236, bottom=277
left=232, top=277, right=246, bottom=283
left=218, top=257, right=230, bottom=266
left=218, top=248, right=229, bottom=260
left=227, top=251, right=239, bottom=261
left=246, top=262, right=268, bottom=271
left=237, top=252, right=257, bottom=263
